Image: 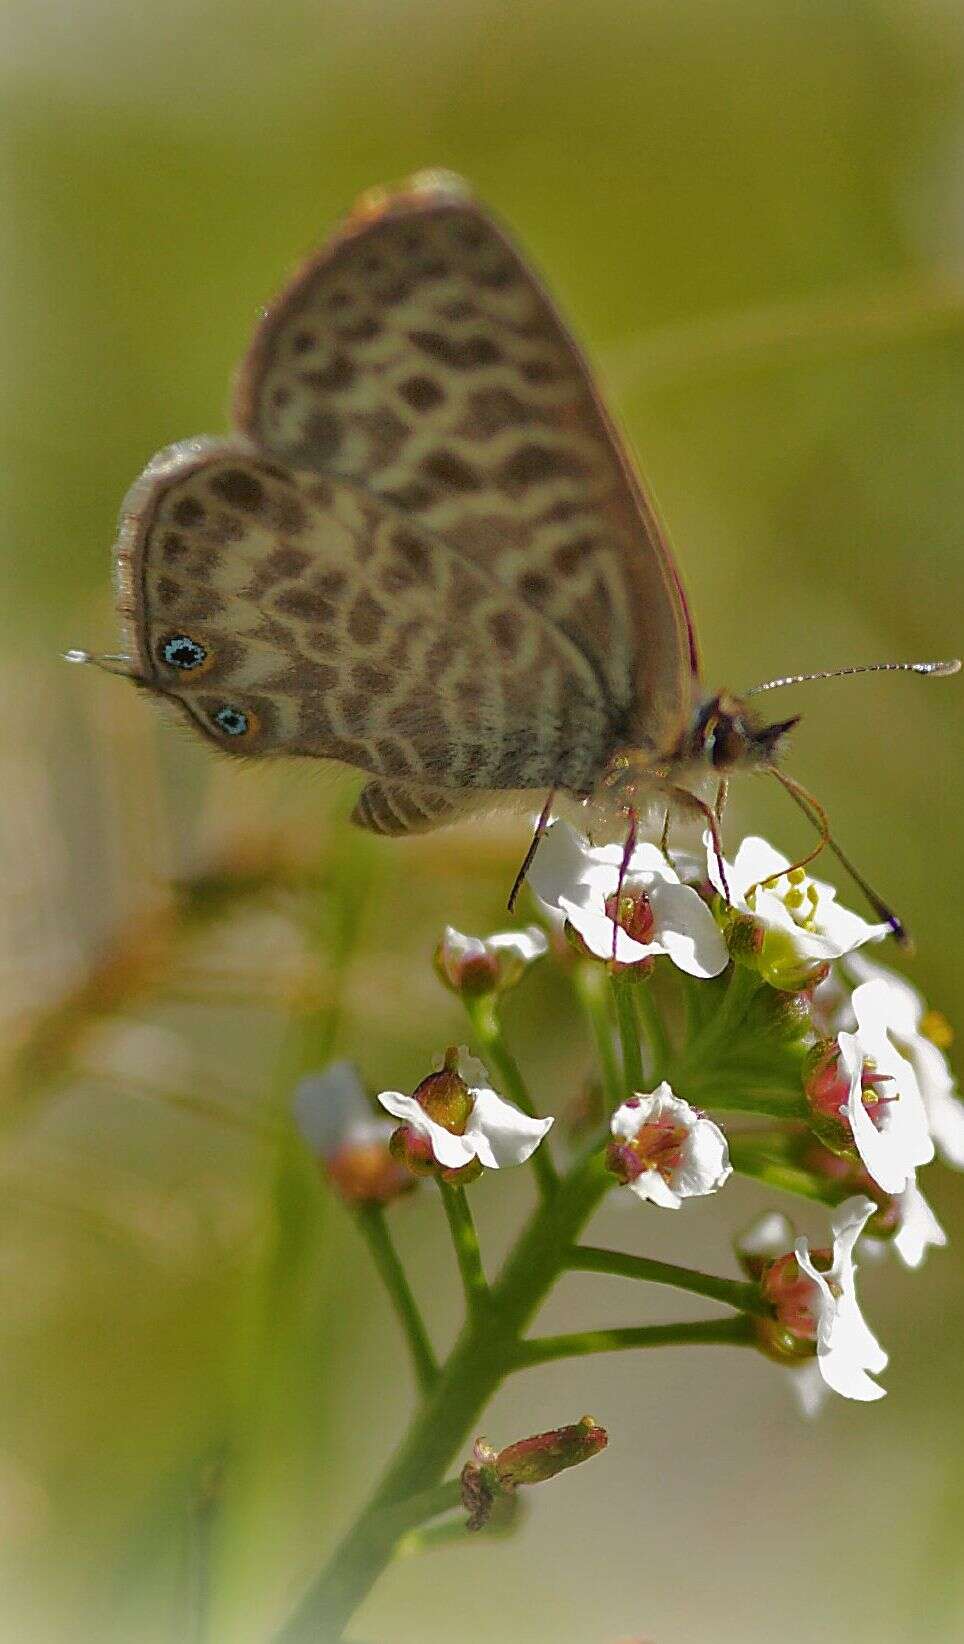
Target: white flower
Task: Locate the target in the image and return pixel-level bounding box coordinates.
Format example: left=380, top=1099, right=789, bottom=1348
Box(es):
left=709, top=835, right=889, bottom=987
left=528, top=821, right=728, bottom=976
left=847, top=952, right=964, bottom=1169
left=293, top=1060, right=391, bottom=1158
left=795, top=1196, right=888, bottom=1402
left=891, top=1174, right=947, bottom=1269
left=436, top=923, right=547, bottom=994
left=825, top=980, right=934, bottom=1194
left=607, top=1082, right=731, bottom=1208
left=377, top=1050, right=553, bottom=1172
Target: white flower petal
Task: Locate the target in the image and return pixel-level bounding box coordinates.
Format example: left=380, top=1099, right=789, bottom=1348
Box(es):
left=610, top=1085, right=731, bottom=1206
left=464, top=1086, right=553, bottom=1167
left=791, top=1361, right=830, bottom=1419
left=892, top=1176, right=948, bottom=1269
left=646, top=882, right=729, bottom=977
left=376, top=1089, right=475, bottom=1170
left=737, top=1210, right=795, bottom=1260
left=294, top=1061, right=376, bottom=1157
left=627, top=1170, right=683, bottom=1209
left=795, top=1195, right=887, bottom=1402
left=487, top=925, right=549, bottom=964
left=531, top=821, right=726, bottom=977
left=847, top=954, right=964, bottom=1169
left=709, top=833, right=889, bottom=964
left=560, top=895, right=655, bottom=965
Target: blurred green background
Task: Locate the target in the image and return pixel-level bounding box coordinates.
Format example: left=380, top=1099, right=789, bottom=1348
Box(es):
left=1, top=1, right=962, bottom=1639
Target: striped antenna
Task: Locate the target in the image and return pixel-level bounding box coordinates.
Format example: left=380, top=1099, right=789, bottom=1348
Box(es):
left=746, top=658, right=960, bottom=696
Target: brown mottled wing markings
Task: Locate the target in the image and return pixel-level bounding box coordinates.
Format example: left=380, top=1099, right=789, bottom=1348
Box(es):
left=234, top=175, right=695, bottom=759
left=116, top=442, right=613, bottom=793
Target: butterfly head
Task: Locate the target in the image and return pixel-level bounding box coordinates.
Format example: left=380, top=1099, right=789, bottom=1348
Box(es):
left=687, top=692, right=800, bottom=774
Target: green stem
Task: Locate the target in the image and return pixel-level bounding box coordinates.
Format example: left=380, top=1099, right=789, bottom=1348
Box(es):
left=634, top=981, right=672, bottom=1082
left=275, top=1151, right=611, bottom=1643
left=679, top=1080, right=808, bottom=1119
left=567, top=1244, right=769, bottom=1316
left=673, top=963, right=761, bottom=1076
left=366, top=1479, right=462, bottom=1549
left=572, top=961, right=622, bottom=1111
left=511, top=1314, right=755, bottom=1368
left=356, top=1206, right=439, bottom=1395
left=611, top=973, right=645, bottom=1097
left=438, top=1183, right=489, bottom=1318
left=465, top=995, right=557, bottom=1197
left=728, top=1138, right=843, bottom=1207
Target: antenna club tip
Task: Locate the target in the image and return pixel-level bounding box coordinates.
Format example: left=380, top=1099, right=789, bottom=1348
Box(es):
left=919, top=658, right=962, bottom=677
left=63, top=649, right=92, bottom=665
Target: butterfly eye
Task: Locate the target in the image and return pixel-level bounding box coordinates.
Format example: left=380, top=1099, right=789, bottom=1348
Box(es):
left=213, top=705, right=253, bottom=738
left=161, top=634, right=209, bottom=672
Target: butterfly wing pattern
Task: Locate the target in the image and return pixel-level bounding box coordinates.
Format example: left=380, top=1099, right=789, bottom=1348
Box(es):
left=117, top=172, right=697, bottom=833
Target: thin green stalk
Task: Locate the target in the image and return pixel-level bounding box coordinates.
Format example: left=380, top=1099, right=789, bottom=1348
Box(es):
left=438, top=1182, right=489, bottom=1318
left=673, top=963, right=761, bottom=1076
left=679, top=1080, right=808, bottom=1119
left=567, top=1244, right=770, bottom=1316
left=728, top=1139, right=843, bottom=1207
left=634, top=981, right=672, bottom=1082
left=465, top=994, right=558, bottom=1197
left=611, top=973, right=645, bottom=1097
left=366, top=1479, right=462, bottom=1549
left=356, top=1206, right=439, bottom=1395
left=275, top=1151, right=612, bottom=1643
left=511, top=1314, right=755, bottom=1368
left=572, top=961, right=622, bottom=1111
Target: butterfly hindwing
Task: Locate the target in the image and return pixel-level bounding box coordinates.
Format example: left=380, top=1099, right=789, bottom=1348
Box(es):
left=115, top=441, right=613, bottom=796
left=234, top=172, right=696, bottom=759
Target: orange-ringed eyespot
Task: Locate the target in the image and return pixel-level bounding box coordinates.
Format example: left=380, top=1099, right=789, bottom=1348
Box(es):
left=162, top=634, right=207, bottom=670
left=214, top=705, right=249, bottom=737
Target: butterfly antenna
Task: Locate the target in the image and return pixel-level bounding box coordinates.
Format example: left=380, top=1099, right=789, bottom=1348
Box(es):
left=507, top=789, right=555, bottom=913
left=746, top=657, right=961, bottom=695
left=768, top=767, right=910, bottom=948
left=64, top=648, right=140, bottom=680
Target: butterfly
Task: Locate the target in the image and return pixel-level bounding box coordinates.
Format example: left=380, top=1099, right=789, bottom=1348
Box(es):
left=72, top=170, right=957, bottom=918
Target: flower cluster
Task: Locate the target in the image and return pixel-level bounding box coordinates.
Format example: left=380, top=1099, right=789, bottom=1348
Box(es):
left=293, top=820, right=958, bottom=1420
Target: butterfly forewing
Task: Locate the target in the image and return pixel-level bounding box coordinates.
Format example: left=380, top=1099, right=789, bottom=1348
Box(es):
left=115, top=441, right=613, bottom=795
left=234, top=173, right=696, bottom=761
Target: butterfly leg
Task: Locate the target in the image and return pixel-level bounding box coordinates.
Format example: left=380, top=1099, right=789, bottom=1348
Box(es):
left=611, top=806, right=640, bottom=959
left=668, top=786, right=731, bottom=903
left=507, top=789, right=556, bottom=912
left=659, top=806, right=672, bottom=863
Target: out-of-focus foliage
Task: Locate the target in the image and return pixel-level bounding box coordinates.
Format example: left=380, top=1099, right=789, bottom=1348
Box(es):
left=0, top=2, right=961, bottom=1640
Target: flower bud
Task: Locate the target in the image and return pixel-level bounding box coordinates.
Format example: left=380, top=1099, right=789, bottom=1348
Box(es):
left=743, top=984, right=813, bottom=1044
left=378, top=1047, right=551, bottom=1182
left=434, top=924, right=547, bottom=998
left=459, top=1418, right=607, bottom=1530
left=803, top=1039, right=893, bottom=1158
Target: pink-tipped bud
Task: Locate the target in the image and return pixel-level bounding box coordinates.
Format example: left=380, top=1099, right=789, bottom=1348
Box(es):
left=749, top=1247, right=832, bottom=1365
left=460, top=1418, right=607, bottom=1530
left=804, top=1039, right=894, bottom=1156
left=494, top=1416, right=608, bottom=1488
left=412, top=1047, right=475, bottom=1132
left=434, top=924, right=547, bottom=997
left=386, top=1049, right=484, bottom=1185
left=604, top=889, right=656, bottom=946
left=327, top=1140, right=416, bottom=1205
